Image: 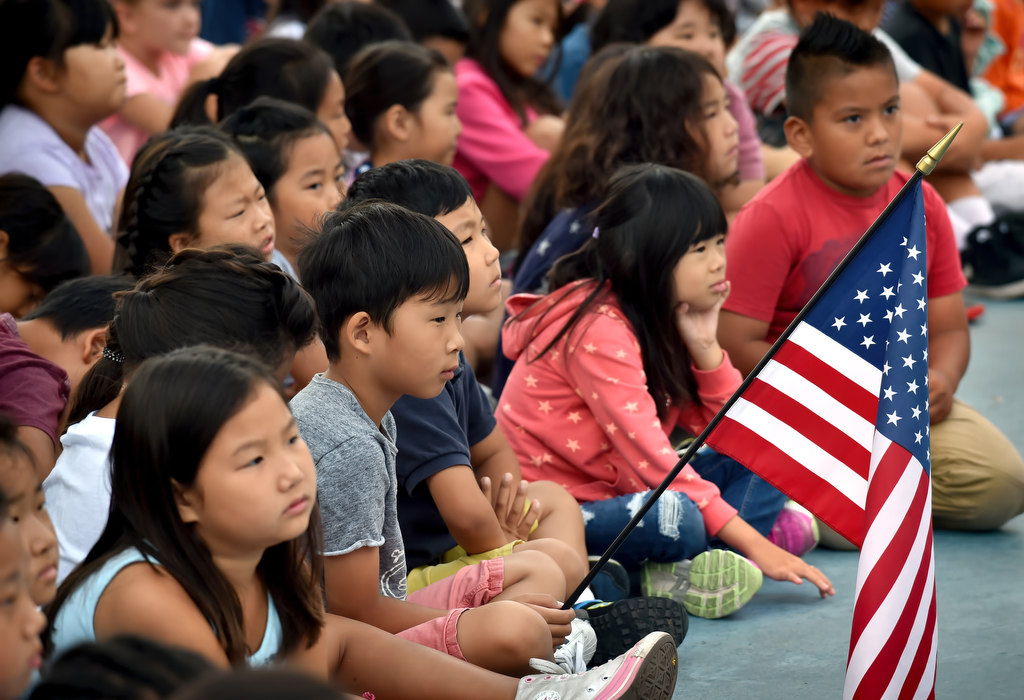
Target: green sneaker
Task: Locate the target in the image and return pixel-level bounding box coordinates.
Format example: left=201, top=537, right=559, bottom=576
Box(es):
left=641, top=550, right=762, bottom=619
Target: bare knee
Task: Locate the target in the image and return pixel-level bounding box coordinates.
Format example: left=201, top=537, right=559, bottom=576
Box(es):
left=503, top=548, right=567, bottom=597
left=458, top=601, right=550, bottom=673
left=517, top=538, right=587, bottom=592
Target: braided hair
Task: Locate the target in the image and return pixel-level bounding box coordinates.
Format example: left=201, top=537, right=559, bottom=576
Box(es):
left=113, top=127, right=242, bottom=277
left=69, top=245, right=317, bottom=425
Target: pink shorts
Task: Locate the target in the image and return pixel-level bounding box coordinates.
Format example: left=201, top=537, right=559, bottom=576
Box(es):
left=396, top=556, right=505, bottom=660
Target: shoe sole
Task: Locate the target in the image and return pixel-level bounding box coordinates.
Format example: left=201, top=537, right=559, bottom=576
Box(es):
left=581, top=597, right=688, bottom=665
left=683, top=550, right=763, bottom=619
left=595, top=631, right=678, bottom=700
left=966, top=278, right=1024, bottom=299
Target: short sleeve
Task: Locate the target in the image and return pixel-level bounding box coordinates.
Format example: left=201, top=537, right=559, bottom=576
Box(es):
left=723, top=199, right=795, bottom=323
left=315, top=437, right=391, bottom=555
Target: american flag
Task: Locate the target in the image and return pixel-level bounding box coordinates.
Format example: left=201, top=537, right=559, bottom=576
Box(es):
left=707, top=179, right=936, bottom=699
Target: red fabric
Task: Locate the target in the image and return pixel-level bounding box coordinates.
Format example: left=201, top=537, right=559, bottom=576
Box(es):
left=451, top=59, right=549, bottom=202
left=723, top=159, right=966, bottom=342
left=0, top=313, right=69, bottom=445
left=497, top=281, right=740, bottom=536
left=737, top=30, right=797, bottom=115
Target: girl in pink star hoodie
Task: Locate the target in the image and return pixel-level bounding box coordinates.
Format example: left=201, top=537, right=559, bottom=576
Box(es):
left=497, top=164, right=834, bottom=618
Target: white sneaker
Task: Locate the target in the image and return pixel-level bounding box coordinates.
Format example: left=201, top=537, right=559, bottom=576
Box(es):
left=516, top=631, right=677, bottom=700
left=529, top=618, right=595, bottom=674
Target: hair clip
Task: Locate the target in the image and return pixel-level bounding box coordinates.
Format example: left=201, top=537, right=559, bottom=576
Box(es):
left=592, top=226, right=600, bottom=239
left=101, top=347, right=125, bottom=364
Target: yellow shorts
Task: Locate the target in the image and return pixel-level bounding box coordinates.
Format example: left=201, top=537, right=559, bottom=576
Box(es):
left=406, top=500, right=539, bottom=594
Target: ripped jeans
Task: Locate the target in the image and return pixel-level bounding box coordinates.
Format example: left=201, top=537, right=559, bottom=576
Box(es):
left=578, top=448, right=786, bottom=569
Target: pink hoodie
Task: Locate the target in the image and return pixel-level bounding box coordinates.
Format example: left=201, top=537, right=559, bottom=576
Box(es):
left=497, top=281, right=742, bottom=537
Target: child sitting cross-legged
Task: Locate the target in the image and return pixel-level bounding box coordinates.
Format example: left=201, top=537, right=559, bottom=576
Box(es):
left=291, top=202, right=681, bottom=679
left=343, top=160, right=687, bottom=663
left=718, top=13, right=1024, bottom=534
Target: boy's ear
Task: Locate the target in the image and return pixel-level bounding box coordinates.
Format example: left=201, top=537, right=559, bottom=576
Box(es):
left=24, top=56, right=62, bottom=94
left=784, top=115, right=815, bottom=160
left=78, top=327, right=107, bottom=365
left=381, top=104, right=413, bottom=143
left=172, top=480, right=200, bottom=525
left=342, top=311, right=376, bottom=357
left=167, top=232, right=194, bottom=254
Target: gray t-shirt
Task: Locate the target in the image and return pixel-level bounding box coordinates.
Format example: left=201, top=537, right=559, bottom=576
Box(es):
left=291, top=375, right=407, bottom=600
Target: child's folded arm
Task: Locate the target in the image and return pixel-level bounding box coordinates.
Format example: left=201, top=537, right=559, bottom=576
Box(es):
left=323, top=547, right=447, bottom=634
left=426, top=464, right=512, bottom=554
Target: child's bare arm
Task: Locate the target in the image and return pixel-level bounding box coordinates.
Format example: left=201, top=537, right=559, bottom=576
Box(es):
left=47, top=186, right=115, bottom=274
left=426, top=465, right=515, bottom=553
left=470, top=425, right=523, bottom=484
left=926, top=292, right=969, bottom=424
left=717, top=310, right=773, bottom=377
left=323, top=547, right=446, bottom=634
left=119, top=94, right=176, bottom=136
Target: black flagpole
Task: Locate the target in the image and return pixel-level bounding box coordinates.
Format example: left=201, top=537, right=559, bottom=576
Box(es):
left=561, top=123, right=962, bottom=609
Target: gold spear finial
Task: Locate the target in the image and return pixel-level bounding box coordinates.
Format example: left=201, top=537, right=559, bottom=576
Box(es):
left=916, top=121, right=963, bottom=175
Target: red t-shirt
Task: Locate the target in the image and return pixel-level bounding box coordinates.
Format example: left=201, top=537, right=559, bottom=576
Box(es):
left=0, top=313, right=69, bottom=446
left=724, top=159, right=966, bottom=341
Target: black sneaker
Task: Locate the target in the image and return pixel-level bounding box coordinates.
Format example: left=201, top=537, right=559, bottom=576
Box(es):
left=576, top=596, right=688, bottom=666
left=962, top=221, right=1024, bottom=299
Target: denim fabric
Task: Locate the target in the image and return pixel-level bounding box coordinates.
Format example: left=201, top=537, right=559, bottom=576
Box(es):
left=578, top=449, right=786, bottom=569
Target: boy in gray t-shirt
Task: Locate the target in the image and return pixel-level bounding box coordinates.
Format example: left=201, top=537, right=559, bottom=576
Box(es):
left=290, top=202, right=579, bottom=676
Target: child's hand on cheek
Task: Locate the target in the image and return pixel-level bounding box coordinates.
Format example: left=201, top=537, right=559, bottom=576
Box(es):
left=675, top=281, right=729, bottom=370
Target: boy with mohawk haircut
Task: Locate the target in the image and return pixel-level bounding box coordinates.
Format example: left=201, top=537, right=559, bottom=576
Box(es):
left=719, top=13, right=1024, bottom=535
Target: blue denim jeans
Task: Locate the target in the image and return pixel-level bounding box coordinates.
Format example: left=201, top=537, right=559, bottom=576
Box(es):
left=578, top=448, right=786, bottom=569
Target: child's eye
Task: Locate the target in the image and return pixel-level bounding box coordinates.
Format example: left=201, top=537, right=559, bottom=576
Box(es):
left=307, top=182, right=323, bottom=191
left=243, top=455, right=264, bottom=468
left=288, top=434, right=301, bottom=446
left=843, top=114, right=862, bottom=124
left=461, top=234, right=473, bottom=246
left=884, top=104, right=900, bottom=116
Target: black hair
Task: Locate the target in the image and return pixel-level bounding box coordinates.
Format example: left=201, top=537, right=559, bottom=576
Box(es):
left=0, top=414, right=35, bottom=491
left=522, top=164, right=727, bottom=418
left=170, top=668, right=345, bottom=700
left=0, top=0, right=118, bottom=107
left=377, top=0, right=470, bottom=44
left=786, top=12, right=896, bottom=122
left=304, top=1, right=413, bottom=78
left=22, top=275, right=134, bottom=340
left=462, top=0, right=563, bottom=123
left=171, top=38, right=336, bottom=127
left=220, top=97, right=333, bottom=200
left=0, top=174, right=89, bottom=295
left=70, top=245, right=317, bottom=425
left=29, top=635, right=214, bottom=700
left=113, top=126, right=243, bottom=278
left=344, top=41, right=452, bottom=147
left=345, top=159, right=473, bottom=218
left=299, top=201, right=469, bottom=362
left=591, top=0, right=736, bottom=52
left=49, top=347, right=324, bottom=665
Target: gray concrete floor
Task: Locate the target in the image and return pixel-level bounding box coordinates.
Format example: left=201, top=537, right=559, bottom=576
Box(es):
left=671, top=296, right=1024, bottom=698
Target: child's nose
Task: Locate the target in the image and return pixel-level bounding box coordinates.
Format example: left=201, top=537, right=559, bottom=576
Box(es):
left=449, top=325, right=465, bottom=354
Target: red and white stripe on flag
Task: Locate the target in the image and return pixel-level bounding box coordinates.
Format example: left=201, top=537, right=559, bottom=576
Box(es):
left=707, top=321, right=878, bottom=546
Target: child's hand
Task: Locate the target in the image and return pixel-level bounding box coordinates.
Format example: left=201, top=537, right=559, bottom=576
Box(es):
left=479, top=473, right=540, bottom=542
left=927, top=368, right=955, bottom=424
left=675, top=281, right=729, bottom=370
left=506, top=593, right=576, bottom=648
left=749, top=540, right=835, bottom=599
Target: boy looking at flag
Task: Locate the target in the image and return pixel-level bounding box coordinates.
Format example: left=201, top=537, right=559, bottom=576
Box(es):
left=718, top=13, right=1024, bottom=533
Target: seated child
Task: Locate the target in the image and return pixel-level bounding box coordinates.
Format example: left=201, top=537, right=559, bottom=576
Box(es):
left=171, top=38, right=351, bottom=153
left=591, top=0, right=765, bottom=214
left=100, top=0, right=226, bottom=166
left=0, top=174, right=89, bottom=319
left=46, top=346, right=679, bottom=700
left=291, top=202, right=590, bottom=674
left=344, top=42, right=463, bottom=174
left=883, top=0, right=972, bottom=92
left=2, top=276, right=132, bottom=478
left=0, top=470, right=46, bottom=700
left=376, top=0, right=471, bottom=66
left=0, top=0, right=129, bottom=274
left=0, top=414, right=59, bottom=607
left=304, top=1, right=413, bottom=79
left=221, top=98, right=345, bottom=277
left=111, top=127, right=276, bottom=277
left=45, top=247, right=318, bottom=581
left=718, top=13, right=1024, bottom=532
left=498, top=163, right=834, bottom=619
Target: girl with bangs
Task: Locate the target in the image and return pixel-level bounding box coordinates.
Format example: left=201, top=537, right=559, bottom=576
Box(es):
left=497, top=164, right=835, bottom=620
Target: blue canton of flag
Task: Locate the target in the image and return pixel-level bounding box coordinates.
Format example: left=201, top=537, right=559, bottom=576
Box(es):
left=802, top=193, right=932, bottom=471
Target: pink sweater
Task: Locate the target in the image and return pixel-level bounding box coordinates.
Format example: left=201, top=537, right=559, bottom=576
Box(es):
left=497, top=282, right=741, bottom=536
left=452, top=58, right=550, bottom=202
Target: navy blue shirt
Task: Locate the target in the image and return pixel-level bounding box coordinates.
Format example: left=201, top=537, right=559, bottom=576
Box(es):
left=393, top=351, right=497, bottom=569
left=492, top=204, right=596, bottom=397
